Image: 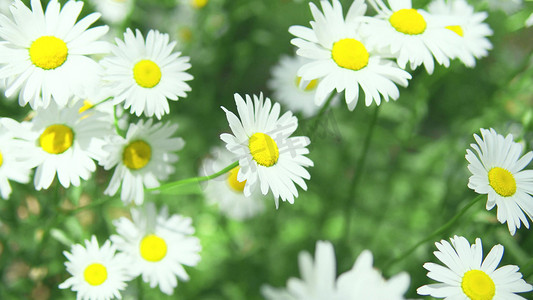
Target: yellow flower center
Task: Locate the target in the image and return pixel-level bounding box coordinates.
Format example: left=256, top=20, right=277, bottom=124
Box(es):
left=39, top=124, right=74, bottom=154
left=227, top=166, right=246, bottom=192
left=488, top=167, right=516, bottom=197
left=29, top=36, right=68, bottom=70
left=133, top=59, right=162, bottom=88
left=389, top=9, right=427, bottom=35
left=331, top=38, right=369, bottom=71
left=249, top=133, right=279, bottom=167
left=78, top=100, right=93, bottom=114
left=0, top=151, right=3, bottom=167
left=139, top=234, right=167, bottom=262
left=191, top=0, right=208, bottom=8
left=295, top=77, right=319, bottom=92
left=83, top=263, right=108, bottom=286
left=461, top=270, right=495, bottom=300
left=446, top=25, right=464, bottom=37
left=122, top=140, right=152, bottom=170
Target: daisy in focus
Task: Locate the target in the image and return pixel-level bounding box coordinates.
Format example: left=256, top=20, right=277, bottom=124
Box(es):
left=364, top=0, right=463, bottom=74
left=59, top=236, right=131, bottom=300
left=417, top=235, right=532, bottom=299
left=262, top=241, right=410, bottom=299
left=268, top=55, right=321, bottom=117
left=101, top=119, right=184, bottom=205
left=200, top=146, right=265, bottom=220
left=4, top=101, right=111, bottom=190
left=0, top=119, right=34, bottom=199
left=101, top=29, right=193, bottom=119
left=289, top=0, right=412, bottom=110
left=428, top=0, right=493, bottom=67
left=110, top=203, right=201, bottom=295
left=220, top=93, right=313, bottom=208
left=466, top=128, right=533, bottom=235
left=0, top=0, right=109, bottom=108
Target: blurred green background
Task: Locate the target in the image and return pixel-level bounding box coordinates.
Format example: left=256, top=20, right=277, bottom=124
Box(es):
left=0, top=0, right=532, bottom=299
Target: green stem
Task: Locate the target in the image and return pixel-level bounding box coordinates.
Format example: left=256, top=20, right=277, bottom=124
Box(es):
left=148, top=161, right=239, bottom=192
left=113, top=106, right=123, bottom=136
left=309, top=92, right=336, bottom=135
left=88, top=96, right=112, bottom=110
left=385, top=194, right=484, bottom=269
left=342, top=105, right=380, bottom=240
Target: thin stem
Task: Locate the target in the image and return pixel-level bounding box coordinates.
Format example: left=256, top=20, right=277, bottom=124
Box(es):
left=308, top=92, right=336, bottom=136
left=149, top=161, right=239, bottom=192
left=385, top=194, right=484, bottom=269
left=342, top=105, right=380, bottom=240
left=88, top=96, right=112, bottom=110
left=113, top=105, right=123, bottom=136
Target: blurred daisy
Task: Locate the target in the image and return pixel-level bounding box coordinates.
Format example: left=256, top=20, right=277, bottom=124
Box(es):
left=4, top=101, right=111, bottom=190
left=101, top=119, right=184, bottom=205
left=268, top=55, right=321, bottom=117
left=428, top=0, right=493, bottom=67
left=466, top=128, right=533, bottom=235
left=0, top=0, right=109, bottom=108
left=484, top=0, right=522, bottom=14
left=101, top=29, right=193, bottom=119
left=526, top=13, right=533, bottom=27
left=200, top=146, right=265, bottom=220
left=417, top=235, right=532, bottom=299
left=0, top=119, right=34, bottom=199
left=220, top=93, right=313, bottom=208
left=365, top=0, right=463, bottom=74
left=289, top=0, right=412, bottom=110
left=90, top=0, right=134, bottom=25
left=59, top=236, right=131, bottom=300
left=110, top=203, right=201, bottom=295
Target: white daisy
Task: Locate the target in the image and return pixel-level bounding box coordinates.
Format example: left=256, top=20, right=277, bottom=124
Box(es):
left=200, top=146, right=265, bottom=220
left=417, top=235, right=533, bottom=299
left=89, top=0, right=134, bottom=25
left=267, top=55, right=321, bottom=117
left=220, top=93, right=313, bottom=208
left=0, top=118, right=34, bottom=199
left=289, top=0, right=412, bottom=110
left=428, top=0, right=493, bottom=67
left=101, top=119, right=184, bottom=205
left=3, top=100, right=111, bottom=190
left=110, top=203, right=201, bottom=296
left=466, top=128, right=533, bottom=235
left=101, top=28, right=193, bottom=119
left=59, top=236, right=131, bottom=300
left=526, top=12, right=533, bottom=28
left=0, top=0, right=109, bottom=108
left=364, top=0, right=463, bottom=74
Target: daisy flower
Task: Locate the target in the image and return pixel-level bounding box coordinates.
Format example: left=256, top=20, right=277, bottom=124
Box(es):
left=220, top=93, right=313, bottom=208
left=101, top=29, right=193, bottom=119
left=0, top=119, right=34, bottom=199
left=101, top=119, right=184, bottom=205
left=200, top=146, right=265, bottom=220
left=417, top=235, right=533, bottom=299
left=428, top=0, right=493, bottom=67
left=466, top=128, right=533, bottom=235
left=3, top=100, right=111, bottom=190
left=364, top=0, right=463, bottom=74
left=59, top=236, right=131, bottom=300
left=289, top=0, right=412, bottom=110
left=267, top=55, right=321, bottom=117
left=89, top=0, right=134, bottom=25
left=0, top=0, right=109, bottom=108
left=110, top=203, right=201, bottom=295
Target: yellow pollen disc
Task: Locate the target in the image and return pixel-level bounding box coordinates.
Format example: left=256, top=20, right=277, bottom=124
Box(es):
left=39, top=124, right=74, bottom=154
left=331, top=38, right=369, bottom=71
left=83, top=263, right=108, bottom=286
left=0, top=151, right=3, bottom=167
left=78, top=100, right=93, bottom=114
left=249, top=133, right=279, bottom=167
left=295, top=77, right=319, bottom=91
left=488, top=167, right=516, bottom=197
left=461, top=270, right=495, bottom=300
left=122, top=140, right=152, bottom=170
left=133, top=60, right=162, bottom=88
left=227, top=166, right=246, bottom=192
left=446, top=25, right=464, bottom=37
left=191, top=0, right=208, bottom=8
left=140, top=234, right=167, bottom=262
left=389, top=9, right=427, bottom=35
left=29, top=36, right=68, bottom=70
